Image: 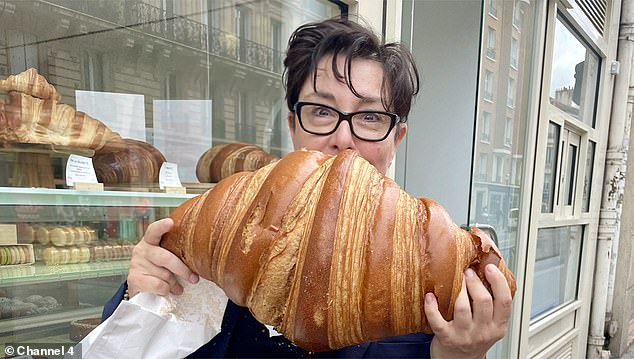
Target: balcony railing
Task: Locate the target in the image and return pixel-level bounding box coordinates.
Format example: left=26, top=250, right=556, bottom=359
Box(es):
left=45, top=0, right=284, bottom=73
left=47, top=0, right=126, bottom=23
left=125, top=1, right=283, bottom=73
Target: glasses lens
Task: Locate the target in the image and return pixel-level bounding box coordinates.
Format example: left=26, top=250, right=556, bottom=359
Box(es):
left=299, top=104, right=339, bottom=134
left=351, top=113, right=393, bottom=140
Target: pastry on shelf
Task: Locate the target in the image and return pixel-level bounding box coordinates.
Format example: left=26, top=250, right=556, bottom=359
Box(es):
left=0, top=68, right=168, bottom=187
left=78, top=246, right=91, bottom=263
left=49, top=226, right=71, bottom=247
left=93, top=138, right=166, bottom=185
left=196, top=142, right=278, bottom=183
left=0, top=68, right=61, bottom=102
left=1, top=89, right=123, bottom=151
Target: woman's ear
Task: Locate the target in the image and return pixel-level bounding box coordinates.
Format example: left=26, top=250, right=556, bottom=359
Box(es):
left=287, top=111, right=296, bottom=132
left=394, top=122, right=408, bottom=147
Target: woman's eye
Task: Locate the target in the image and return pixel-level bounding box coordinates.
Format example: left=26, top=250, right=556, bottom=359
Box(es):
left=314, top=107, right=334, bottom=117
left=361, top=113, right=379, bottom=122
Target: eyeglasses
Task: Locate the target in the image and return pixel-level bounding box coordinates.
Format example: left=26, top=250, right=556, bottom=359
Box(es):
left=293, top=102, right=401, bottom=142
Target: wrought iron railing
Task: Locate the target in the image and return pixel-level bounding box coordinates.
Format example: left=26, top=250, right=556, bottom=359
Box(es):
left=44, top=0, right=284, bottom=73
left=47, top=0, right=125, bottom=23
left=125, top=1, right=283, bottom=73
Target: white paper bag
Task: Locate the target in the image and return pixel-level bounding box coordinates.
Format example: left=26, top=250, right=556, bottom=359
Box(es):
left=69, top=279, right=228, bottom=359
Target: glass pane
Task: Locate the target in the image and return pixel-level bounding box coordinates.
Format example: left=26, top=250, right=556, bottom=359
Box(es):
left=0, top=0, right=341, bottom=346
left=582, top=141, right=596, bottom=212
left=470, top=0, right=539, bottom=356
left=549, top=18, right=601, bottom=127
left=0, top=0, right=340, bottom=181
left=564, top=141, right=578, bottom=206
left=541, top=122, right=560, bottom=213
left=473, top=0, right=538, bottom=275
left=531, top=225, right=583, bottom=320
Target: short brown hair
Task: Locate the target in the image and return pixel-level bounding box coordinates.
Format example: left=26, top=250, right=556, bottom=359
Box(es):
left=283, top=17, right=420, bottom=121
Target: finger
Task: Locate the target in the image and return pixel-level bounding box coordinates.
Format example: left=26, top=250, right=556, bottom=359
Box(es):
left=133, top=275, right=172, bottom=296
left=486, top=264, right=513, bottom=325
left=170, top=283, right=184, bottom=296
left=424, top=292, right=449, bottom=334
left=128, top=253, right=183, bottom=294
left=143, top=218, right=174, bottom=246
left=451, top=274, right=473, bottom=328
left=465, top=268, right=493, bottom=323
left=149, top=246, right=199, bottom=284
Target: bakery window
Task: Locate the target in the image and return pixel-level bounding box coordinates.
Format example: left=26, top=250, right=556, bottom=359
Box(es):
left=0, top=0, right=342, bottom=345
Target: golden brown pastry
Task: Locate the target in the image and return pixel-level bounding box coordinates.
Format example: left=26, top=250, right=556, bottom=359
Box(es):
left=42, top=247, right=60, bottom=265
left=196, top=143, right=278, bottom=183
left=92, top=138, right=166, bottom=184
left=49, top=226, right=71, bottom=247
left=0, top=91, right=123, bottom=151
left=161, top=149, right=517, bottom=352
left=0, top=68, right=61, bottom=102
left=34, top=225, right=50, bottom=245
left=78, top=246, right=91, bottom=263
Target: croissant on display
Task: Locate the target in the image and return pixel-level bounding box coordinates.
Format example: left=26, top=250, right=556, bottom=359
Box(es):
left=0, top=91, right=123, bottom=151
left=0, top=68, right=61, bottom=102
left=93, top=138, right=166, bottom=185
left=161, top=149, right=517, bottom=352
left=196, top=142, right=278, bottom=183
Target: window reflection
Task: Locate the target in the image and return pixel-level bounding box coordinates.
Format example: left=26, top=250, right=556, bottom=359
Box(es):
left=0, top=0, right=340, bottom=168
left=531, top=225, right=583, bottom=320
left=582, top=141, right=596, bottom=212
left=541, top=122, right=560, bottom=213
left=472, top=0, right=537, bottom=279
left=549, top=20, right=600, bottom=128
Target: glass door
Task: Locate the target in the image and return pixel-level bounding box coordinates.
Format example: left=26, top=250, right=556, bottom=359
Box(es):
left=469, top=0, right=542, bottom=358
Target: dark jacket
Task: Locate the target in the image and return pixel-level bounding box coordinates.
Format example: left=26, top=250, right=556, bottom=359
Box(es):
left=102, top=282, right=432, bottom=358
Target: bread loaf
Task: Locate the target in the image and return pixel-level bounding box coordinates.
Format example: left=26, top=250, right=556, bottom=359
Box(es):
left=196, top=143, right=278, bottom=183
left=0, top=68, right=61, bottom=102
left=0, top=91, right=123, bottom=151
left=93, top=138, right=166, bottom=184
left=161, top=149, right=516, bottom=352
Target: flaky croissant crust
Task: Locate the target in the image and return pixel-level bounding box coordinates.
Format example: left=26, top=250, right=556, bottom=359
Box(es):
left=161, top=149, right=516, bottom=352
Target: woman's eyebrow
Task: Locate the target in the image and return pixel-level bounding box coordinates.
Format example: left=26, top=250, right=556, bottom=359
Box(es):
left=303, top=91, right=383, bottom=105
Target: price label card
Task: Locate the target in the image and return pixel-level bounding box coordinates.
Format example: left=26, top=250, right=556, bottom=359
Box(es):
left=159, top=162, right=182, bottom=189
left=66, top=154, right=98, bottom=186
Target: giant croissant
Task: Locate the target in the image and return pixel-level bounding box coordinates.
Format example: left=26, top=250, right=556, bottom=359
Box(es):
left=161, top=149, right=516, bottom=352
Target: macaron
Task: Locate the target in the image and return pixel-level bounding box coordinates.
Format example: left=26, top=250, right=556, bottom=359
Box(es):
left=49, top=227, right=70, bottom=247
left=34, top=226, right=50, bottom=245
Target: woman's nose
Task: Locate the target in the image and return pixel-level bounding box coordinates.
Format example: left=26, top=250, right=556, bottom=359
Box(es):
left=330, top=119, right=356, bottom=151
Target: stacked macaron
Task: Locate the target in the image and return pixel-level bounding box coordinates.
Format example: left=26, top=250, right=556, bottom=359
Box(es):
left=0, top=245, right=33, bottom=266
left=27, top=225, right=97, bottom=246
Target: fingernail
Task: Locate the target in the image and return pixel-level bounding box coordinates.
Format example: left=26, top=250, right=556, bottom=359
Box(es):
left=189, top=273, right=199, bottom=283
left=174, top=286, right=183, bottom=295
left=465, top=268, right=475, bottom=277
left=425, top=293, right=434, bottom=304
left=486, top=264, right=497, bottom=273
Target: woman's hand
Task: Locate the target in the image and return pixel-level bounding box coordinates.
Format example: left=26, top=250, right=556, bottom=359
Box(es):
left=127, top=218, right=199, bottom=298
left=425, top=264, right=513, bottom=359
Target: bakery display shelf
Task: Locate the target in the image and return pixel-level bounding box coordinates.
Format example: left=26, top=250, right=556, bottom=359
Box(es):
left=0, top=260, right=130, bottom=285
left=0, top=305, right=101, bottom=336
left=0, top=186, right=196, bottom=207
